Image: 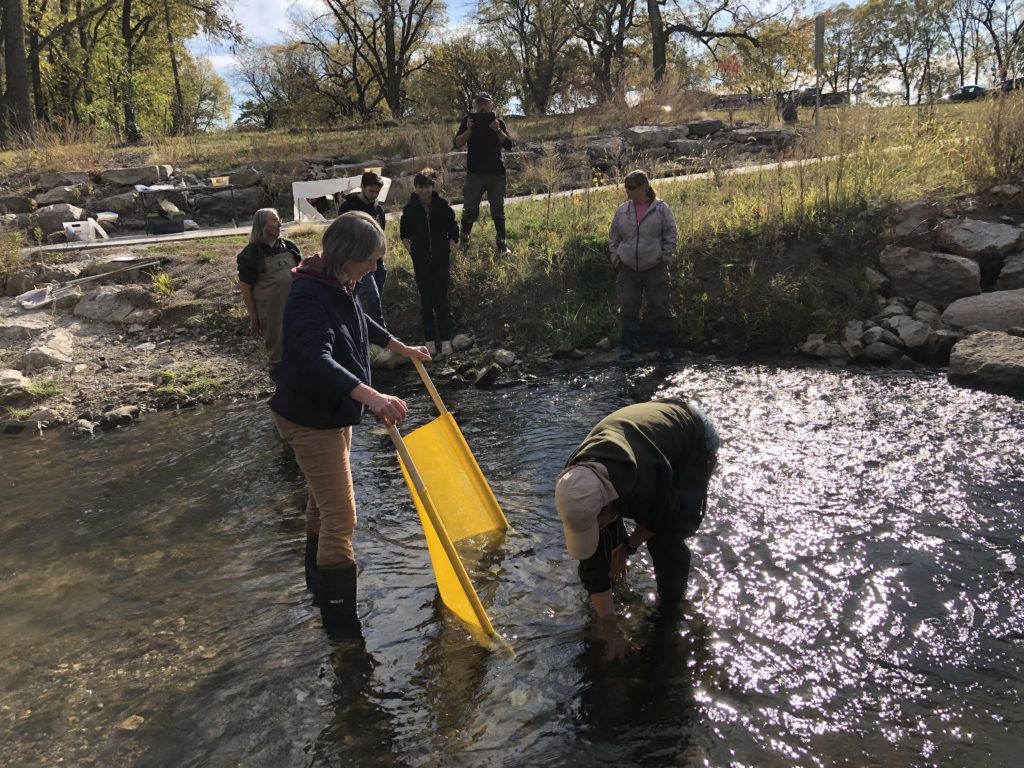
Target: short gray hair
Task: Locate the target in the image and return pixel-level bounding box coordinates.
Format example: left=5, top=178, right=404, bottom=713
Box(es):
left=249, top=208, right=280, bottom=245
left=322, top=211, right=386, bottom=280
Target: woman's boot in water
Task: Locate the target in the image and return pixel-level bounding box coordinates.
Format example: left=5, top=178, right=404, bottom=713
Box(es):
left=319, top=566, right=362, bottom=639
left=304, top=534, right=319, bottom=605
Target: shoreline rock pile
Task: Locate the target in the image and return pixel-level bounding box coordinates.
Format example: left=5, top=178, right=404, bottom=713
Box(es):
left=798, top=191, right=1024, bottom=395
left=1, top=120, right=800, bottom=245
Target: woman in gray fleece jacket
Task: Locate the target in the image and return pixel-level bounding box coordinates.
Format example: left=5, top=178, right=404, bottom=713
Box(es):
left=608, top=170, right=678, bottom=361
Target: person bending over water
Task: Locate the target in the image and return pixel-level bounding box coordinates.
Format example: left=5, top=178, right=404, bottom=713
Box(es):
left=555, top=399, right=719, bottom=660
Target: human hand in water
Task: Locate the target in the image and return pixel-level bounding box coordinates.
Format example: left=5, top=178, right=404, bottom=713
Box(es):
left=602, top=622, right=634, bottom=663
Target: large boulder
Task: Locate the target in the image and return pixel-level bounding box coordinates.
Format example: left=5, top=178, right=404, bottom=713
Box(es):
left=192, top=186, right=267, bottom=221
left=685, top=119, right=724, bottom=138
left=0, top=368, right=31, bottom=405
left=862, top=325, right=904, bottom=348
left=623, top=125, right=682, bottom=149
left=33, top=203, right=83, bottom=234
left=948, top=331, right=1024, bottom=394
left=586, top=137, right=627, bottom=159
left=39, top=171, right=90, bottom=188
left=228, top=168, right=264, bottom=188
left=879, top=246, right=980, bottom=308
left=942, top=289, right=1024, bottom=331
left=934, top=218, right=1024, bottom=270
left=0, top=312, right=55, bottom=340
left=863, top=341, right=902, bottom=363
left=887, top=315, right=932, bottom=351
left=0, top=194, right=31, bottom=214
left=35, top=185, right=85, bottom=205
left=74, top=285, right=155, bottom=324
left=666, top=139, right=708, bottom=157
left=996, top=253, right=1024, bottom=290
left=91, top=191, right=140, bottom=216
left=100, top=166, right=161, bottom=186
left=889, top=200, right=937, bottom=245
left=22, top=328, right=75, bottom=370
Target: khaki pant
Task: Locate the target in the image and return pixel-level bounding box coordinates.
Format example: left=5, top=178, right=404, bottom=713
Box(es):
left=617, top=262, right=675, bottom=332
left=272, top=413, right=357, bottom=569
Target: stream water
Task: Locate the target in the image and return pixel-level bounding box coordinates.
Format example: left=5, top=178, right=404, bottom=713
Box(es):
left=1, top=362, right=1022, bottom=767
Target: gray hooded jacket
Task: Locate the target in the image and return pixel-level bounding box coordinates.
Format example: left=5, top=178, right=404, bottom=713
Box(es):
left=609, top=199, right=678, bottom=272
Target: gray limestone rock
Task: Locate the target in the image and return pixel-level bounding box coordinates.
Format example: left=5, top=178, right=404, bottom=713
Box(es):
left=74, top=285, right=155, bottom=324
left=996, top=253, right=1024, bottom=290
left=39, top=171, right=90, bottom=188
left=99, top=405, right=141, bottom=430
left=862, top=326, right=904, bottom=348
left=33, top=203, right=83, bottom=234
left=949, top=331, right=1024, bottom=394
left=685, top=119, right=724, bottom=138
left=879, top=245, right=980, bottom=308
left=863, top=341, right=902, bottom=363
left=21, top=329, right=75, bottom=370
left=0, top=312, right=55, bottom=340
left=100, top=166, right=161, bottom=186
left=0, top=368, right=30, bottom=405
left=934, top=218, right=1024, bottom=270
left=92, top=191, right=140, bottom=216
left=623, top=125, right=681, bottom=148
left=942, top=289, right=1024, bottom=331
left=36, top=186, right=85, bottom=205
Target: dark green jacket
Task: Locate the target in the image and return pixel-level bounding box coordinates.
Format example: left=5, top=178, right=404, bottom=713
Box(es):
left=566, top=400, right=710, bottom=536
left=236, top=238, right=301, bottom=286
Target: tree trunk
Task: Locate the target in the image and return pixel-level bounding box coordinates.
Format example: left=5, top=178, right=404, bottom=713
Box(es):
left=3, top=0, right=36, bottom=138
left=647, top=0, right=667, bottom=81
left=122, top=0, right=145, bottom=143
left=162, top=0, right=185, bottom=134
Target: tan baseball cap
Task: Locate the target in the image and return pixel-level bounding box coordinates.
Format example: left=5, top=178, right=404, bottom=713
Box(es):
left=555, top=463, right=618, bottom=559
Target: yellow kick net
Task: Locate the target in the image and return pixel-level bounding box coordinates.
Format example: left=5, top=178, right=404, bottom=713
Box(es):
left=395, top=412, right=508, bottom=645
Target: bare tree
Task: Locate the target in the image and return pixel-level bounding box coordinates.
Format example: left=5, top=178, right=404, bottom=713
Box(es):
left=569, top=0, right=639, bottom=104
left=646, top=0, right=764, bottom=82
left=479, top=0, right=577, bottom=114
left=320, top=0, right=441, bottom=118
left=971, top=0, right=1024, bottom=79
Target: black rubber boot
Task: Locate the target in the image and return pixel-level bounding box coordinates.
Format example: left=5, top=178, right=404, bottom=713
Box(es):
left=658, top=331, right=675, bottom=362
left=304, top=534, right=319, bottom=605
left=459, top=219, right=474, bottom=247
left=319, top=566, right=362, bottom=639
left=619, top=328, right=634, bottom=360
left=494, top=217, right=510, bottom=254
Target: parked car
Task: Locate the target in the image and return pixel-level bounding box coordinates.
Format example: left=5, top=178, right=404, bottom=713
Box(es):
left=782, top=88, right=849, bottom=108
left=945, top=85, right=987, bottom=101
left=710, top=94, right=752, bottom=110
left=1001, top=77, right=1024, bottom=92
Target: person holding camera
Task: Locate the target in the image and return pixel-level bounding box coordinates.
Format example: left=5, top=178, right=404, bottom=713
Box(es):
left=453, top=92, right=514, bottom=255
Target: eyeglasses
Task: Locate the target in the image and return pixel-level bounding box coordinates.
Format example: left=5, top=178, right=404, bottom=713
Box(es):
left=624, top=184, right=640, bottom=190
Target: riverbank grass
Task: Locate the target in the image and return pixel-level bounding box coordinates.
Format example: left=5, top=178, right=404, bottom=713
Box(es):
left=154, top=366, right=221, bottom=398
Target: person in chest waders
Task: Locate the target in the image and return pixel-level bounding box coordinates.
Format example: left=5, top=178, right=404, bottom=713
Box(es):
left=555, top=399, right=720, bottom=661
left=237, top=208, right=302, bottom=381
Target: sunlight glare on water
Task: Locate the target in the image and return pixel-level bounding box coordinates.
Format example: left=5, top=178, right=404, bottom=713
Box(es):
left=0, top=362, right=1021, bottom=767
